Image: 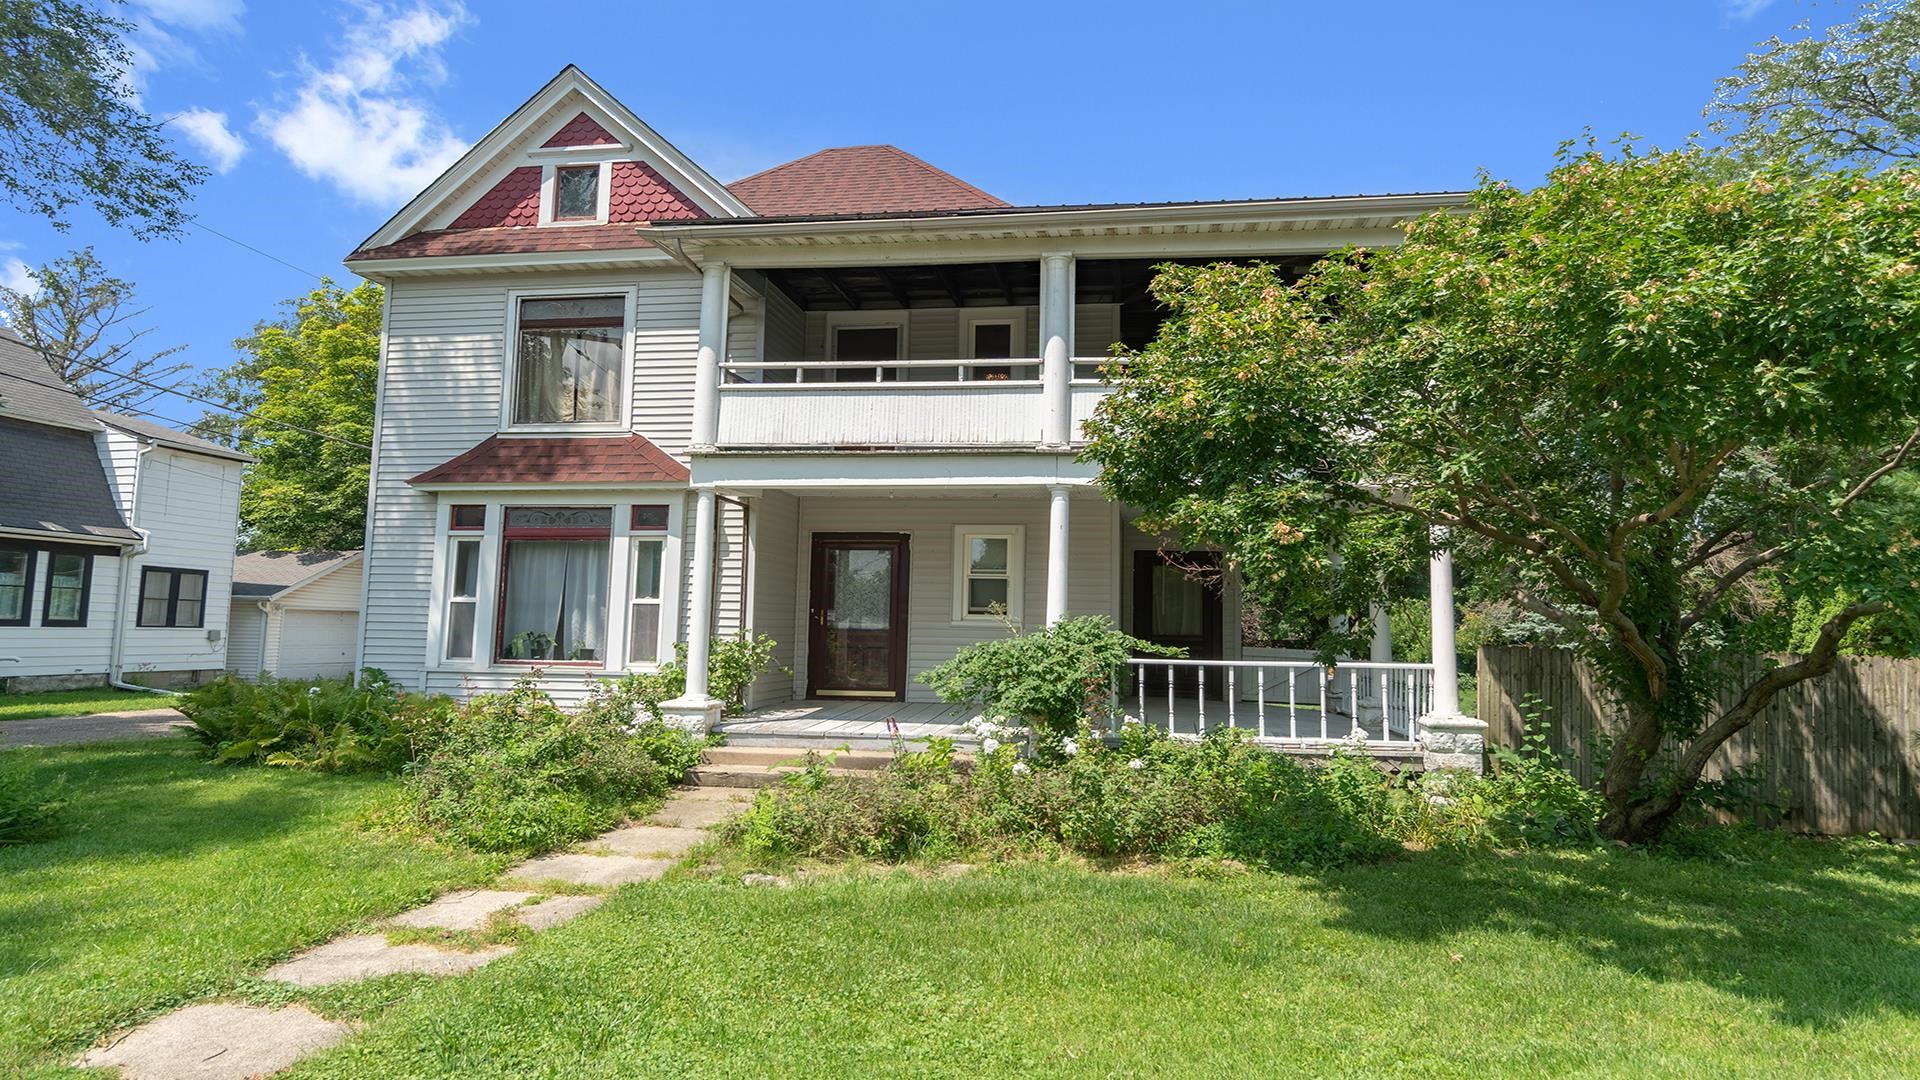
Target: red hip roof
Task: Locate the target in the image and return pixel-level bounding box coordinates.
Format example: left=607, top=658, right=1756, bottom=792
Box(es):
left=408, top=434, right=690, bottom=486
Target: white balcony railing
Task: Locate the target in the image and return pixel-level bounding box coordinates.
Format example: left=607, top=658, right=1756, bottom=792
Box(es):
left=1123, top=658, right=1435, bottom=745
left=714, top=359, right=1113, bottom=448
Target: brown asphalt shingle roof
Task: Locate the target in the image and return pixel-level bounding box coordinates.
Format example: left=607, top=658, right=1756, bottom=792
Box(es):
left=407, top=434, right=689, bottom=486
left=727, top=145, right=1008, bottom=217
left=232, top=549, right=361, bottom=597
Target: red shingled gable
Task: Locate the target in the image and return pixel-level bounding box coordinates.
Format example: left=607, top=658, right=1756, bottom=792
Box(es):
left=543, top=111, right=619, bottom=147
left=728, top=145, right=1008, bottom=217
left=409, top=434, right=688, bottom=486
left=449, top=166, right=542, bottom=229
left=607, top=161, right=704, bottom=223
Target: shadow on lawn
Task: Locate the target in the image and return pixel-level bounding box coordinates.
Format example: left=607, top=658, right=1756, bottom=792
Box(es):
left=1308, top=835, right=1920, bottom=1028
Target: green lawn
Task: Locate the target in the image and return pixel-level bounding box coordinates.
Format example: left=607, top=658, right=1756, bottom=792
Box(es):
left=0, top=688, right=167, bottom=721
left=0, top=739, right=502, bottom=1075
left=282, top=836, right=1920, bottom=1078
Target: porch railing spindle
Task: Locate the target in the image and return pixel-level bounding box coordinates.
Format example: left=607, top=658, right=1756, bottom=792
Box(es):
left=1227, top=668, right=1237, bottom=730
left=1197, top=667, right=1206, bottom=734
left=1257, top=669, right=1267, bottom=739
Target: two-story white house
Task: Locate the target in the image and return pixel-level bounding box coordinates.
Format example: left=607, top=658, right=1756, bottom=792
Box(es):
left=0, top=329, right=248, bottom=691
left=346, top=66, right=1482, bottom=759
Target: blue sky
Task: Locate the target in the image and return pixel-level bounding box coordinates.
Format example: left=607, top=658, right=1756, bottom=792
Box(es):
left=2, top=0, right=1829, bottom=426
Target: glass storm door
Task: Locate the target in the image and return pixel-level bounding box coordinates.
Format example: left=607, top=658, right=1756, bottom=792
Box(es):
left=808, top=534, right=909, bottom=699
left=1133, top=550, right=1224, bottom=698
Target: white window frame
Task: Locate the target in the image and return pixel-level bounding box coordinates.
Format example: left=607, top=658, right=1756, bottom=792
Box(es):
left=952, top=524, right=1025, bottom=626
left=537, top=160, right=613, bottom=226
left=823, top=310, right=907, bottom=383
left=441, top=510, right=484, bottom=663
left=424, top=492, right=685, bottom=675
left=626, top=528, right=667, bottom=669
left=499, top=285, right=637, bottom=434
left=960, top=308, right=1032, bottom=382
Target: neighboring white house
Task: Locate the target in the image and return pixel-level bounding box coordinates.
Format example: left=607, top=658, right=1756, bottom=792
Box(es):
left=227, top=550, right=364, bottom=680
left=342, top=65, right=1483, bottom=761
left=0, top=329, right=248, bottom=691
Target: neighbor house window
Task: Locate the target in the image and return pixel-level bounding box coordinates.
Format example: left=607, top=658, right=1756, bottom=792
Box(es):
left=41, top=548, right=93, bottom=627
left=138, top=567, right=207, bottom=628
left=0, top=544, right=32, bottom=626
left=497, top=507, right=611, bottom=664
left=553, top=165, right=600, bottom=221
left=628, top=504, right=667, bottom=665
left=952, top=525, right=1024, bottom=624
left=512, top=295, right=625, bottom=426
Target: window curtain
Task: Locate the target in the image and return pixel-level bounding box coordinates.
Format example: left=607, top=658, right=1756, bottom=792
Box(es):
left=502, top=540, right=609, bottom=661
left=1151, top=565, right=1204, bottom=637
left=516, top=329, right=621, bottom=423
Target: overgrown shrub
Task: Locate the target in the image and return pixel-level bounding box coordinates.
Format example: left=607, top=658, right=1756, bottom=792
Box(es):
left=918, top=615, right=1180, bottom=740
left=402, top=679, right=699, bottom=854
left=178, top=672, right=454, bottom=773
left=0, top=752, right=70, bottom=846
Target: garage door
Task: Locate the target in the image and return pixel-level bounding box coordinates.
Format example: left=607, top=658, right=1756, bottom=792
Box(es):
left=276, top=610, right=360, bottom=680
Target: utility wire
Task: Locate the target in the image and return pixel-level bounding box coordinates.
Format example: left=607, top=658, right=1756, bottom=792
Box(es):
left=183, top=218, right=330, bottom=283
left=0, top=365, right=371, bottom=452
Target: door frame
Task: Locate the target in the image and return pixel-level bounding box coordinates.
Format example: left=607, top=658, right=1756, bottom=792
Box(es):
left=806, top=532, right=911, bottom=701
left=1132, top=550, right=1225, bottom=698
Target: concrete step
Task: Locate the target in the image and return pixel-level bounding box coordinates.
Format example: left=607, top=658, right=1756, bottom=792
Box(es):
left=685, top=762, right=900, bottom=790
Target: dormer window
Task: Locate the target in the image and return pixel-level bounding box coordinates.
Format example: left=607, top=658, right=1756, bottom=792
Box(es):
left=554, top=165, right=600, bottom=221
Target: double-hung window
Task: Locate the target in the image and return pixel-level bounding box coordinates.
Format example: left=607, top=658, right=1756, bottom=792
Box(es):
left=0, top=543, right=32, bottom=626
left=443, top=505, right=485, bottom=661
left=497, top=507, right=612, bottom=664
left=41, top=548, right=93, bottom=626
left=138, top=567, right=207, bottom=628
left=628, top=504, right=668, bottom=665
left=952, top=525, right=1024, bottom=625
left=511, top=295, right=626, bottom=426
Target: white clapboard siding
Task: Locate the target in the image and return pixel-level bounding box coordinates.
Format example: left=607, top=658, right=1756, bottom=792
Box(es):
left=0, top=550, right=122, bottom=680
left=226, top=603, right=267, bottom=678
left=123, top=446, right=243, bottom=674
left=745, top=490, right=799, bottom=708
left=775, top=493, right=1119, bottom=703
left=762, top=280, right=805, bottom=361
left=1070, top=383, right=1114, bottom=440
left=718, top=383, right=1046, bottom=447
left=363, top=269, right=701, bottom=691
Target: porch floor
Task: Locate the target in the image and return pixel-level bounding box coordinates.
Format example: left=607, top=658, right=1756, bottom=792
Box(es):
left=714, top=697, right=1418, bottom=751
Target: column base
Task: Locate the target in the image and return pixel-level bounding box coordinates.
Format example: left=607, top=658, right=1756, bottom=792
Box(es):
left=658, top=694, right=723, bottom=735
left=1419, top=713, right=1488, bottom=774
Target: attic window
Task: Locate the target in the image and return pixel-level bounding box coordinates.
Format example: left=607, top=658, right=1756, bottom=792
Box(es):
left=554, top=165, right=599, bottom=221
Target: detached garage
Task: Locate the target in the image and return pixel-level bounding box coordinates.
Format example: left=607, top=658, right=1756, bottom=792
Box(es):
left=227, top=550, right=363, bottom=680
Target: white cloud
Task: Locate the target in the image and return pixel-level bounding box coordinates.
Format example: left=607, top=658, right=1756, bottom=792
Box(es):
left=1722, top=0, right=1776, bottom=20
left=136, top=0, right=246, bottom=33
left=1, top=257, right=36, bottom=299
left=171, top=108, right=247, bottom=172
left=256, top=2, right=472, bottom=205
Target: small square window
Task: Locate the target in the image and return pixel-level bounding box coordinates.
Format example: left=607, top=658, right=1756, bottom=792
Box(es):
left=450, top=504, right=486, bottom=530
left=554, top=165, right=599, bottom=220
left=631, top=504, right=668, bottom=531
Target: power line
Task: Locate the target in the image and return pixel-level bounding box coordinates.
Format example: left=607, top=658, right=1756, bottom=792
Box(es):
left=0, top=365, right=371, bottom=452
left=183, top=218, right=330, bottom=283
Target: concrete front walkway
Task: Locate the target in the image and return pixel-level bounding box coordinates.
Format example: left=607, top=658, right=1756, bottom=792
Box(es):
left=74, top=783, right=755, bottom=1079
left=0, top=707, right=187, bottom=748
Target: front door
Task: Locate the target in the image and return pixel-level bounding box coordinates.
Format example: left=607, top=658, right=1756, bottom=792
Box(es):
left=807, top=534, right=909, bottom=699
left=1133, top=551, right=1224, bottom=698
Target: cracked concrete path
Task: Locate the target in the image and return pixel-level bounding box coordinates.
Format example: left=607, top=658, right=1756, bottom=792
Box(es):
left=77, top=1003, right=348, bottom=1079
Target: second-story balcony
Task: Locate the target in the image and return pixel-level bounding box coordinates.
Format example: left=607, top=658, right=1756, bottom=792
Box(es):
left=691, top=253, right=1325, bottom=454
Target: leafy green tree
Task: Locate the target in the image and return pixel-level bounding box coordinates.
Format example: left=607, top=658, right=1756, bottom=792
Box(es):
left=199, top=281, right=380, bottom=551
left=1085, top=146, right=1920, bottom=844
left=1708, top=0, right=1920, bottom=168
left=0, top=0, right=207, bottom=236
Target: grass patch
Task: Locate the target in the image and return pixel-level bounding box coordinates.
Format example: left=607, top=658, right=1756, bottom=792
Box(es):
left=283, top=834, right=1920, bottom=1078
left=0, top=739, right=503, bottom=1075
left=0, top=688, right=165, bottom=721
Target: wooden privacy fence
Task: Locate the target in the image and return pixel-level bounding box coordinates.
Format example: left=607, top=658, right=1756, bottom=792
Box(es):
left=1478, top=646, right=1920, bottom=839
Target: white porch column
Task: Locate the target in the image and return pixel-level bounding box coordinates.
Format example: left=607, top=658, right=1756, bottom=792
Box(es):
left=1421, top=526, right=1487, bottom=772
left=1369, top=602, right=1393, bottom=662
left=660, top=487, right=722, bottom=732
left=1039, top=252, right=1074, bottom=448
left=1045, top=486, right=1071, bottom=625
left=691, top=262, right=730, bottom=450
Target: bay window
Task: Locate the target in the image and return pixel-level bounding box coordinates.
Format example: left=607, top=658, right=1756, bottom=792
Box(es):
left=497, top=507, right=611, bottom=663
left=511, top=295, right=626, bottom=426
left=628, top=504, right=667, bottom=665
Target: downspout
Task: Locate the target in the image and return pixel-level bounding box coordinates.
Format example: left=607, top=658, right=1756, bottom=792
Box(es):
left=107, top=440, right=176, bottom=696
